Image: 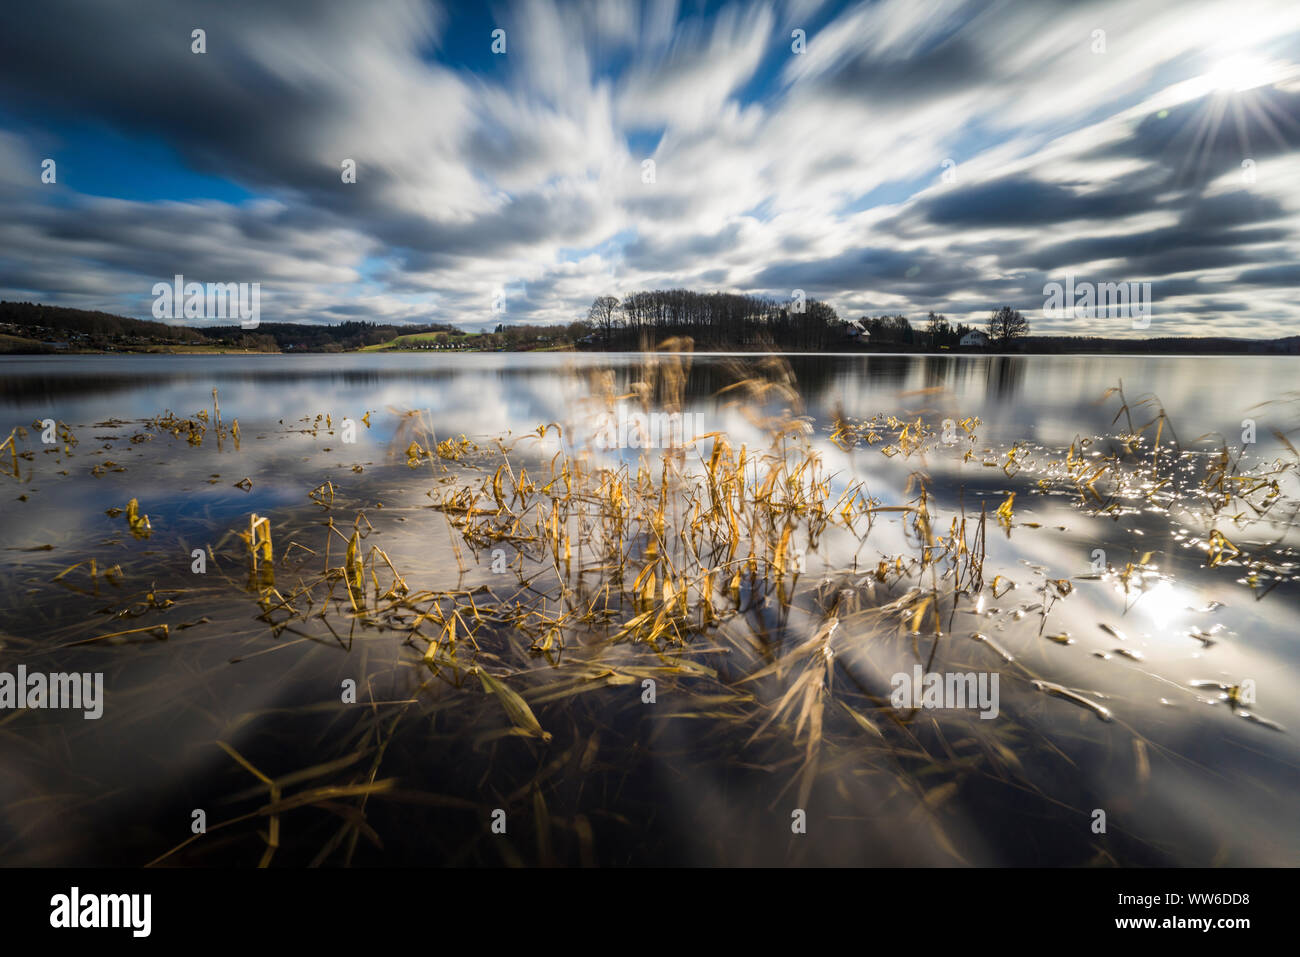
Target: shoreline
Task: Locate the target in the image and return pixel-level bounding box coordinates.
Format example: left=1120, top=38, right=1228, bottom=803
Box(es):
left=1, top=348, right=1293, bottom=359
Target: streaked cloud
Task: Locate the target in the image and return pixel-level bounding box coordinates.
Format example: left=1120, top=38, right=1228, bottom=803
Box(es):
left=0, top=0, right=1297, bottom=337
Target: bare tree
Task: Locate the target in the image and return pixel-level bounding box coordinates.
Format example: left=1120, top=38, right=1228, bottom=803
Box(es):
left=588, top=295, right=621, bottom=346
left=987, top=306, right=1029, bottom=347
left=926, top=311, right=951, bottom=346
left=579, top=289, right=839, bottom=350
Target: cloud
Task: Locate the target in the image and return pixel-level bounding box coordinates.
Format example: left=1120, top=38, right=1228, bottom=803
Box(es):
left=919, top=176, right=1166, bottom=227
left=0, top=0, right=1297, bottom=336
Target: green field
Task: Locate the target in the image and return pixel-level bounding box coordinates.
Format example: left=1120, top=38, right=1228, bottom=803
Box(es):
left=359, top=331, right=470, bottom=352
left=0, top=333, right=74, bottom=354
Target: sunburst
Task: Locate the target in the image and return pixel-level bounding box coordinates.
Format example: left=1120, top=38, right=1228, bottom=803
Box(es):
left=1199, top=54, right=1282, bottom=94
left=1156, top=54, right=1300, bottom=187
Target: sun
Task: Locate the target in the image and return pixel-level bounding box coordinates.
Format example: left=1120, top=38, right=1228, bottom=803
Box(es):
left=1200, top=55, right=1278, bottom=93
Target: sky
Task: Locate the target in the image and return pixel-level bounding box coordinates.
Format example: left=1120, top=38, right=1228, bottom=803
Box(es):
left=1, top=0, right=1299, bottom=337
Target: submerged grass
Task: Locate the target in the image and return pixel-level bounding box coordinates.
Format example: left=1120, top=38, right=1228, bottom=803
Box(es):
left=2, top=352, right=1298, bottom=866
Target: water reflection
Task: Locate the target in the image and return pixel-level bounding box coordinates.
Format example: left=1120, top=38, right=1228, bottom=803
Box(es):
left=0, top=352, right=1297, bottom=866
left=985, top=355, right=1025, bottom=400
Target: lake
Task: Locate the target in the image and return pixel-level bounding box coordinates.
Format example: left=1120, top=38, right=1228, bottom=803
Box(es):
left=1, top=352, right=1297, bottom=866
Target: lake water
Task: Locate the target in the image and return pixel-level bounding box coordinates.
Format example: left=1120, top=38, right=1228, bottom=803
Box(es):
left=1, top=352, right=1297, bottom=866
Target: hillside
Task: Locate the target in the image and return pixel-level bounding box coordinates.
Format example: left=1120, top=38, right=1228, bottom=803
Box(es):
left=0, top=302, right=456, bottom=353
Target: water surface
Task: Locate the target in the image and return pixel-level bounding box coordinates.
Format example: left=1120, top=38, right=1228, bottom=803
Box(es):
left=1, top=352, right=1296, bottom=866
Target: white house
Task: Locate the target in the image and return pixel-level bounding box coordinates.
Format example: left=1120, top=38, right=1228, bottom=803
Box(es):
left=843, top=319, right=871, bottom=341
left=960, top=330, right=989, bottom=347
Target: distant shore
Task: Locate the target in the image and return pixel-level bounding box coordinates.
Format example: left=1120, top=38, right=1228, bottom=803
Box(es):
left=6, top=342, right=1299, bottom=358
left=3, top=300, right=1297, bottom=357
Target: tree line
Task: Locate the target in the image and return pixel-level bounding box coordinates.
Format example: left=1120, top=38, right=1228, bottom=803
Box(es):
left=587, top=289, right=841, bottom=350
left=584, top=291, right=1031, bottom=350
left=851, top=307, right=1029, bottom=347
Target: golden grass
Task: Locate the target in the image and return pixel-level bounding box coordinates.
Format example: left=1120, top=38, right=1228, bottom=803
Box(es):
left=3, top=354, right=1297, bottom=866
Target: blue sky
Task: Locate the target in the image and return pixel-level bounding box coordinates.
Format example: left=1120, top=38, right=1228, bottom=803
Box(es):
left=1, top=0, right=1299, bottom=336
